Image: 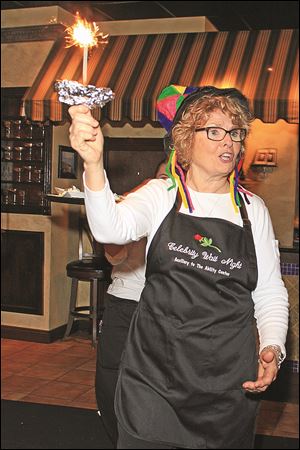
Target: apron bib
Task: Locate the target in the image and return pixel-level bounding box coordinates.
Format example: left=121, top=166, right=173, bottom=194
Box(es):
left=115, top=196, right=259, bottom=449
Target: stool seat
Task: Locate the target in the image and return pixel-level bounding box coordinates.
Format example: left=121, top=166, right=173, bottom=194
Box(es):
left=64, top=256, right=111, bottom=347
left=67, top=257, right=111, bottom=279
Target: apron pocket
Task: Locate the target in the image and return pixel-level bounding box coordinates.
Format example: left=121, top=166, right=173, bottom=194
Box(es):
left=209, top=324, right=257, bottom=390
left=121, top=304, right=174, bottom=384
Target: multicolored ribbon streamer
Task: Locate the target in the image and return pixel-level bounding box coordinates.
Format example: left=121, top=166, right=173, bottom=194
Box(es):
left=175, top=161, right=194, bottom=213
left=166, top=148, right=194, bottom=213
left=165, top=148, right=176, bottom=191
left=229, top=156, right=255, bottom=213
left=229, top=170, right=239, bottom=214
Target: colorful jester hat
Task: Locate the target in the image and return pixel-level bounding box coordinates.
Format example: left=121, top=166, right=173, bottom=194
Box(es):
left=156, top=84, right=252, bottom=213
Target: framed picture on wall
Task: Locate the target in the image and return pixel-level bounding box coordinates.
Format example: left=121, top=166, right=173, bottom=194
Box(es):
left=58, top=146, right=78, bottom=179
left=253, top=148, right=277, bottom=166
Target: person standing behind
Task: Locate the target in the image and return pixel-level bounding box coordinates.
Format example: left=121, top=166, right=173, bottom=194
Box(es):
left=96, top=160, right=167, bottom=447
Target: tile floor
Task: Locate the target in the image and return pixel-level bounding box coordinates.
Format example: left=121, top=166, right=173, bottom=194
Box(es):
left=1, top=335, right=299, bottom=439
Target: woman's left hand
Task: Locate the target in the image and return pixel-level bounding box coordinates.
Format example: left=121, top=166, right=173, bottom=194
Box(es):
left=242, top=349, right=279, bottom=393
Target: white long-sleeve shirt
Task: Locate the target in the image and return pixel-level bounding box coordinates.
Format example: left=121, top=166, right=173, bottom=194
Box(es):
left=105, top=239, right=146, bottom=301
left=84, top=173, right=289, bottom=357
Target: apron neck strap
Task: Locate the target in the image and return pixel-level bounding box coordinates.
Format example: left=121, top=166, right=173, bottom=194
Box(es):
left=175, top=189, right=182, bottom=212
left=239, top=194, right=251, bottom=227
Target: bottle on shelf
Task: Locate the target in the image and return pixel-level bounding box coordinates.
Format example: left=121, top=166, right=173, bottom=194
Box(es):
left=13, top=145, right=25, bottom=161
left=23, top=166, right=33, bottom=183
left=24, top=143, right=33, bottom=160
left=17, top=189, right=26, bottom=205
left=13, top=167, right=23, bottom=182
left=32, top=168, right=43, bottom=183
left=7, top=188, right=17, bottom=205
left=3, top=121, right=12, bottom=138
left=2, top=144, right=13, bottom=161
left=11, top=120, right=22, bottom=139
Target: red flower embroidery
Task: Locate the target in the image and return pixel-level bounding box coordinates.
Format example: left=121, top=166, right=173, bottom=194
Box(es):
left=194, top=234, right=203, bottom=241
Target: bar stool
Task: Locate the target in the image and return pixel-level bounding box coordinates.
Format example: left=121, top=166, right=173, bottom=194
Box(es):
left=64, top=218, right=112, bottom=347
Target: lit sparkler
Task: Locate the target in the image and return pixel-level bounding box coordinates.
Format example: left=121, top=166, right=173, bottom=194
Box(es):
left=54, top=13, right=114, bottom=110
left=65, top=13, right=108, bottom=85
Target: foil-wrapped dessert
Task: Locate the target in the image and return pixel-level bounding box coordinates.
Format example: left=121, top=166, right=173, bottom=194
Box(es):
left=54, top=80, right=114, bottom=109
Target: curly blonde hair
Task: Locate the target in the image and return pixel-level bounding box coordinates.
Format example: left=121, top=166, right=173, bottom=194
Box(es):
left=171, top=95, right=253, bottom=170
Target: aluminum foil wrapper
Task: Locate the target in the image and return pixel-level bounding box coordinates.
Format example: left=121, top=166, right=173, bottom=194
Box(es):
left=54, top=80, right=114, bottom=109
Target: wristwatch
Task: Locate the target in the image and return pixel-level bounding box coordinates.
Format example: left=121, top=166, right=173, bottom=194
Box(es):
left=261, top=345, right=285, bottom=369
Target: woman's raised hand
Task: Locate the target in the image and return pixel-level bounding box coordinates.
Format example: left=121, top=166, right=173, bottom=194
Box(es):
left=69, top=105, right=104, bottom=167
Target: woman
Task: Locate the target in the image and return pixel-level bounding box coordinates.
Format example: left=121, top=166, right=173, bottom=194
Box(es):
left=69, top=85, right=289, bottom=449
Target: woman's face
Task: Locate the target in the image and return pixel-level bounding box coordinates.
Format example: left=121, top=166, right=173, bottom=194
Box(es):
left=190, top=109, right=242, bottom=178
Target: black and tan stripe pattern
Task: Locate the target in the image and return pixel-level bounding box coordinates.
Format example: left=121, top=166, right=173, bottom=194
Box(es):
left=23, top=29, right=299, bottom=124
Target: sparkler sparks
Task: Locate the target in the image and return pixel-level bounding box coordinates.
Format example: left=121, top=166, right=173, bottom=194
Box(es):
left=65, top=13, right=108, bottom=84
left=65, top=13, right=108, bottom=49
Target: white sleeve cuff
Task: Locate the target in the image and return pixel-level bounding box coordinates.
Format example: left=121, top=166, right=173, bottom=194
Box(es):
left=83, top=170, right=110, bottom=196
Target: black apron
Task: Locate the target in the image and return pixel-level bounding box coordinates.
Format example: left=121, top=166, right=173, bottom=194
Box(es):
left=115, top=195, right=260, bottom=449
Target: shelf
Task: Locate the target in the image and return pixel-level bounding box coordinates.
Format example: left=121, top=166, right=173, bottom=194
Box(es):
left=1, top=137, right=44, bottom=142
left=46, top=195, right=85, bottom=205
left=1, top=181, right=43, bottom=185
left=1, top=160, right=43, bottom=164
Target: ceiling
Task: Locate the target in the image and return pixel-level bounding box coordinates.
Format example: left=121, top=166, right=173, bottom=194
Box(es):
left=1, top=1, right=299, bottom=31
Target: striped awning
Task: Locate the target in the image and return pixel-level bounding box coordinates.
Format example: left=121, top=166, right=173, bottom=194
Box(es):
left=23, top=29, right=299, bottom=124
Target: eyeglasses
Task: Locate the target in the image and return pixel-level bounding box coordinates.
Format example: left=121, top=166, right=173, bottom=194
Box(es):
left=195, top=127, right=247, bottom=142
